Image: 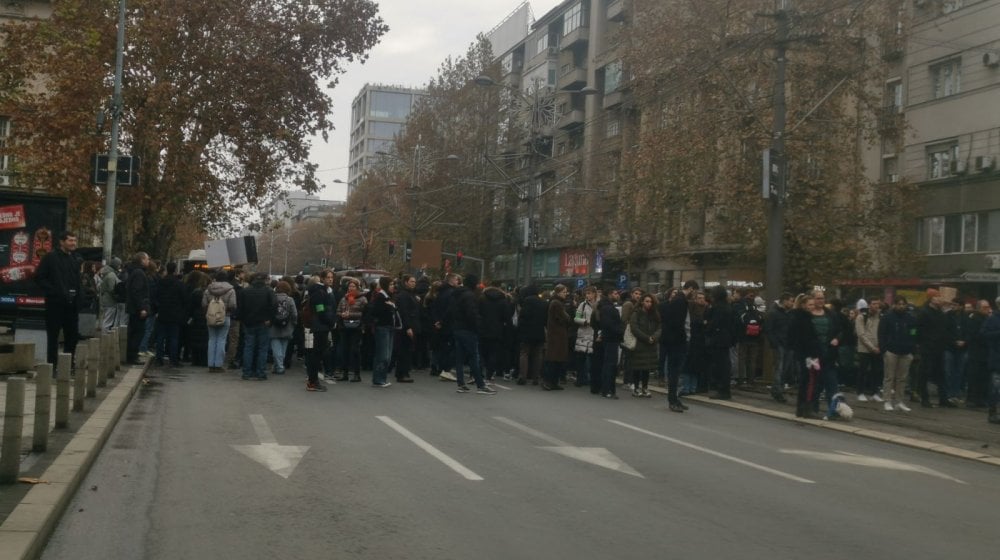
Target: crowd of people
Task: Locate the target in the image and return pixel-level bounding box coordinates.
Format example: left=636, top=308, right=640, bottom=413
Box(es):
left=34, top=233, right=1000, bottom=425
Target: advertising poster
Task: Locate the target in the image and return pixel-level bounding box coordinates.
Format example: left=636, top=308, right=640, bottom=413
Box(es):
left=560, top=249, right=590, bottom=276
left=0, top=194, right=67, bottom=311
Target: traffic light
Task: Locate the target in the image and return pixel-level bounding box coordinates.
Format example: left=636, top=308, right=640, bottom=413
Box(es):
left=405, top=241, right=412, bottom=262
left=456, top=250, right=463, bottom=267
left=388, top=240, right=395, bottom=255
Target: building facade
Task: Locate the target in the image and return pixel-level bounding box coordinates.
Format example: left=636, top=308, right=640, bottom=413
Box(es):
left=347, top=84, right=427, bottom=195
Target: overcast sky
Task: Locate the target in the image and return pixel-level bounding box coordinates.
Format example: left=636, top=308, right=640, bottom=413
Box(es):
left=309, top=0, right=565, bottom=201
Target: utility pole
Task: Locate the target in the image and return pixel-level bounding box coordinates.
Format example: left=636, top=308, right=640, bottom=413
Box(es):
left=764, top=3, right=789, bottom=302
left=101, top=0, right=127, bottom=264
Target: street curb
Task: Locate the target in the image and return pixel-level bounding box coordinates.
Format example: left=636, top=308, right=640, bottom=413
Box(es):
left=666, top=389, right=1000, bottom=468
left=0, top=362, right=148, bottom=560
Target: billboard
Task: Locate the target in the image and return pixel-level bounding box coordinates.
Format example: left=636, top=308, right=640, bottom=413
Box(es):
left=0, top=193, right=67, bottom=313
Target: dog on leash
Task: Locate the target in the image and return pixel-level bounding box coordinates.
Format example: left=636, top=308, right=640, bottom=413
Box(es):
left=832, top=392, right=854, bottom=421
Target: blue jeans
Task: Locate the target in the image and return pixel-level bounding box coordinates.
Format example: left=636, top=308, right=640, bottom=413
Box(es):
left=372, top=326, right=394, bottom=385
left=207, top=318, right=230, bottom=368
left=139, top=312, right=156, bottom=352
left=270, top=337, right=289, bottom=374
left=154, top=321, right=181, bottom=365
left=944, top=349, right=967, bottom=400
left=242, top=324, right=270, bottom=378
left=453, top=329, right=485, bottom=389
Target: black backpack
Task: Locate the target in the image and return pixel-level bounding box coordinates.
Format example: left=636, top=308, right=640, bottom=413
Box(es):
left=740, top=305, right=763, bottom=338
left=273, top=297, right=292, bottom=328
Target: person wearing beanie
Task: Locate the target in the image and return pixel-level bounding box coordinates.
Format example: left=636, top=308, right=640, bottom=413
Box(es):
left=97, top=255, right=124, bottom=332
left=856, top=299, right=869, bottom=311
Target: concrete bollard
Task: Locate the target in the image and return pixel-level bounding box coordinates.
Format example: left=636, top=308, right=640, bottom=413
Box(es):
left=97, top=335, right=108, bottom=388
left=73, top=344, right=87, bottom=412
left=111, top=329, right=120, bottom=376
left=1, top=377, right=26, bottom=484
left=55, top=352, right=71, bottom=430
left=86, top=338, right=99, bottom=398
left=33, top=364, right=52, bottom=452
left=118, top=326, right=128, bottom=367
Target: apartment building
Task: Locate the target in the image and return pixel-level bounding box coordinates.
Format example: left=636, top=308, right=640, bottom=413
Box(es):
left=903, top=0, right=1000, bottom=295
left=488, top=0, right=631, bottom=286
left=347, top=84, right=426, bottom=195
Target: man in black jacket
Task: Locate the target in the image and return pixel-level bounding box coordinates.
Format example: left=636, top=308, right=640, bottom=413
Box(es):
left=916, top=288, right=953, bottom=407
left=431, top=274, right=458, bottom=379
left=393, top=274, right=420, bottom=383
left=765, top=292, right=794, bottom=402
left=153, top=261, right=186, bottom=367
left=124, top=252, right=151, bottom=365
left=516, top=284, right=547, bottom=386
left=659, top=280, right=699, bottom=405
left=479, top=281, right=512, bottom=382
left=237, top=272, right=276, bottom=380
left=35, top=231, right=82, bottom=369
left=598, top=287, right=624, bottom=399
left=448, top=274, right=495, bottom=394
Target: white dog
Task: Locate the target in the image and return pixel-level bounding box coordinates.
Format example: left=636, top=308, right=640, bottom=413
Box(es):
left=832, top=392, right=854, bottom=421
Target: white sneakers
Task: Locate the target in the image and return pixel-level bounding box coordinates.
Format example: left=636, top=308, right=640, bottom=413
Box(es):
left=884, top=402, right=894, bottom=411
left=895, top=402, right=911, bottom=412
left=439, top=370, right=457, bottom=382
left=871, top=394, right=884, bottom=402
left=858, top=394, right=869, bottom=402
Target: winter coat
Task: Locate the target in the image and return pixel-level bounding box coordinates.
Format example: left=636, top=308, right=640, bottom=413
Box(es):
left=517, top=295, right=548, bottom=343
left=704, top=303, right=735, bottom=349
left=394, top=288, right=421, bottom=333
left=544, top=296, right=573, bottom=362
left=573, top=300, right=596, bottom=354
left=335, top=291, right=367, bottom=331
left=629, top=307, right=661, bottom=371
left=35, top=248, right=82, bottom=307
left=202, top=281, right=237, bottom=317
left=479, top=287, right=512, bottom=340
left=916, top=303, right=949, bottom=353
left=97, top=265, right=120, bottom=309
left=155, top=275, right=188, bottom=325
left=448, top=286, right=480, bottom=333
left=124, top=264, right=150, bottom=316
left=855, top=310, right=881, bottom=354
left=788, top=308, right=843, bottom=364
left=237, top=280, right=276, bottom=327
left=980, top=312, right=1000, bottom=372
left=269, top=293, right=298, bottom=339
left=369, top=289, right=397, bottom=329
left=765, top=304, right=791, bottom=349
left=597, top=298, right=625, bottom=343
left=307, top=283, right=337, bottom=334
left=659, top=292, right=688, bottom=349
left=879, top=308, right=917, bottom=355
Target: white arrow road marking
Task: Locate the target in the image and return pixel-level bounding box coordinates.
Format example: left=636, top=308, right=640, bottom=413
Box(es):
left=779, top=449, right=968, bottom=485
left=607, top=419, right=814, bottom=484
left=377, top=416, right=484, bottom=481
left=231, top=414, right=310, bottom=479
left=494, top=416, right=643, bottom=478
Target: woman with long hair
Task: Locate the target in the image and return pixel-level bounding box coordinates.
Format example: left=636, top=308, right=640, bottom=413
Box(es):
left=336, top=278, right=367, bottom=382
left=629, top=293, right=662, bottom=401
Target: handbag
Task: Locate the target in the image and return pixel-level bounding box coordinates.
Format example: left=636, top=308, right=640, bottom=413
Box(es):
left=621, top=323, right=637, bottom=350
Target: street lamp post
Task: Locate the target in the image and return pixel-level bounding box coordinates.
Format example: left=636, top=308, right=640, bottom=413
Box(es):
left=101, top=0, right=127, bottom=264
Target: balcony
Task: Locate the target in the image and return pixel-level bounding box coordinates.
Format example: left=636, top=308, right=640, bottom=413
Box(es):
left=526, top=46, right=558, bottom=72
left=602, top=90, right=623, bottom=109
left=557, top=109, right=585, bottom=130
left=877, top=106, right=903, bottom=135
left=560, top=26, right=589, bottom=51
left=606, top=0, right=626, bottom=21
left=558, top=64, right=588, bottom=91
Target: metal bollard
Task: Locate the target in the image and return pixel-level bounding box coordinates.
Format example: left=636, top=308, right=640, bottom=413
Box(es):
left=55, top=352, right=71, bottom=430
left=86, top=338, right=99, bottom=398
left=1, top=377, right=26, bottom=483
left=33, top=364, right=52, bottom=452
left=73, top=344, right=87, bottom=412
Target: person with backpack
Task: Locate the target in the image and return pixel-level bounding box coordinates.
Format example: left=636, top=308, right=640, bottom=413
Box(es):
left=202, top=271, right=237, bottom=373
left=269, top=280, right=298, bottom=376
left=97, top=256, right=124, bottom=332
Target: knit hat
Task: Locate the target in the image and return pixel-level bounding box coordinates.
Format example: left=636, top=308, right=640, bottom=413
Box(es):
left=856, top=298, right=868, bottom=310
left=109, top=256, right=122, bottom=270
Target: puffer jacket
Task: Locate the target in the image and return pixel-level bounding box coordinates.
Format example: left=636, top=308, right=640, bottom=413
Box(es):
left=202, top=281, right=237, bottom=316
left=574, top=300, right=596, bottom=354
left=97, top=265, right=120, bottom=309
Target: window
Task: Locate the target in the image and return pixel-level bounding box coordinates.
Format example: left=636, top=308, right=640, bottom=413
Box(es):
left=368, top=122, right=401, bottom=137
left=928, top=143, right=959, bottom=179
left=563, top=2, right=584, bottom=35
left=502, top=53, right=514, bottom=74
left=606, top=119, right=620, bottom=138
left=882, top=156, right=899, bottom=182
left=367, top=138, right=394, bottom=154
left=886, top=80, right=902, bottom=112
left=536, top=34, right=548, bottom=55
left=604, top=60, right=622, bottom=94
left=369, top=91, right=412, bottom=119
left=931, top=58, right=961, bottom=99
left=917, top=211, right=1000, bottom=255
left=0, top=117, right=9, bottom=177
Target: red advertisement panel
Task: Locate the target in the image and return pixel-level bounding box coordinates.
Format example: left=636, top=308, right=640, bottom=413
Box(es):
left=560, top=249, right=590, bottom=276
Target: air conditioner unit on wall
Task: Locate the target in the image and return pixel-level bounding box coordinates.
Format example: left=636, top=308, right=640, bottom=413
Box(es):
left=984, top=52, right=1000, bottom=68
left=975, top=156, right=995, bottom=171
left=0, top=176, right=11, bottom=187
left=986, top=254, right=1000, bottom=270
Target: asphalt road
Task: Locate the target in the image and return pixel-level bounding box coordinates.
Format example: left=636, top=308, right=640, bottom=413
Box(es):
left=40, top=365, right=1000, bottom=560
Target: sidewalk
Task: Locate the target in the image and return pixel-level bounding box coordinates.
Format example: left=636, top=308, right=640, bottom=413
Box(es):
left=0, top=362, right=147, bottom=560
left=656, top=382, right=1000, bottom=466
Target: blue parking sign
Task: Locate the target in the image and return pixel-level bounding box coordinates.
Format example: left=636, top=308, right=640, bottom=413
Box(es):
left=617, top=274, right=628, bottom=290
left=576, top=278, right=585, bottom=289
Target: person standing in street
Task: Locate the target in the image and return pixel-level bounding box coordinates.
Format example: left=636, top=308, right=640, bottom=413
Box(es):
left=35, top=230, right=83, bottom=369
left=369, top=277, right=397, bottom=388
left=629, top=293, right=662, bottom=401
left=449, top=274, right=495, bottom=395
left=765, top=292, right=794, bottom=402
left=203, top=271, right=237, bottom=373
left=393, top=274, right=420, bottom=383
left=704, top=285, right=735, bottom=400
left=124, top=252, right=151, bottom=365
left=305, top=271, right=336, bottom=391
left=96, top=256, right=124, bottom=333
left=516, top=284, right=547, bottom=386
left=269, top=281, right=298, bottom=376
left=966, top=300, right=992, bottom=408
left=660, top=280, right=698, bottom=405
left=543, top=284, right=573, bottom=391
left=598, top=286, right=625, bottom=399
left=977, top=298, right=1000, bottom=424
left=854, top=298, right=884, bottom=403
left=573, top=286, right=598, bottom=388
left=237, top=272, right=276, bottom=380
left=878, top=296, right=918, bottom=412
left=153, top=261, right=186, bottom=367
